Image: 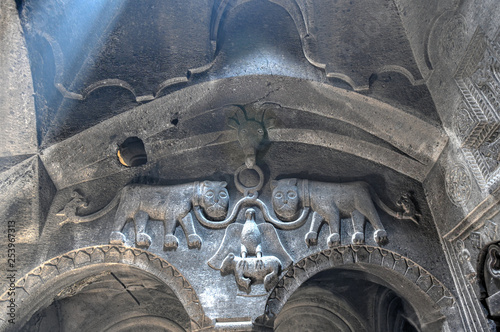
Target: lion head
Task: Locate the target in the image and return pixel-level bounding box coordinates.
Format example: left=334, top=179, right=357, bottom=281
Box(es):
left=199, top=181, right=229, bottom=220
left=271, top=178, right=300, bottom=221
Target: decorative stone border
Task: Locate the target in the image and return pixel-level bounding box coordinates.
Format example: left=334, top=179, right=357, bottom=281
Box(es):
left=0, top=245, right=212, bottom=331
left=265, top=245, right=455, bottom=327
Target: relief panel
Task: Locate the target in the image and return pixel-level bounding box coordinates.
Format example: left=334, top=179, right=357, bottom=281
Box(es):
left=455, top=28, right=500, bottom=193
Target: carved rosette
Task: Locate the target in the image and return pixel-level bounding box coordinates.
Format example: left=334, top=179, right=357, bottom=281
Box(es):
left=445, top=164, right=472, bottom=206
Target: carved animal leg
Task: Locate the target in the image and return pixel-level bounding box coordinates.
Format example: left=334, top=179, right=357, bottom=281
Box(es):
left=351, top=210, right=365, bottom=244
left=163, top=219, right=179, bottom=251
left=239, top=246, right=248, bottom=268
left=181, top=213, right=202, bottom=249
left=240, top=245, right=247, bottom=258
left=255, top=244, right=263, bottom=269
left=236, top=267, right=251, bottom=292
left=109, top=230, right=127, bottom=245
left=110, top=202, right=130, bottom=245
left=264, top=266, right=279, bottom=292
left=326, top=212, right=341, bottom=248
left=359, top=202, right=388, bottom=245
left=305, top=211, right=323, bottom=246
left=374, top=229, right=388, bottom=246
left=134, top=211, right=152, bottom=248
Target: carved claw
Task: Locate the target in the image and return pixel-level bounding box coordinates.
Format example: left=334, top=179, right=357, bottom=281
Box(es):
left=409, top=214, right=421, bottom=225
left=58, top=217, right=71, bottom=226
left=351, top=232, right=364, bottom=245
left=136, top=232, right=152, bottom=248
left=305, top=231, right=318, bottom=247
left=327, top=233, right=340, bottom=247
left=109, top=231, right=126, bottom=245
left=256, top=259, right=264, bottom=269
left=238, top=259, right=248, bottom=269
left=164, top=234, right=179, bottom=250
left=374, top=229, right=388, bottom=246
left=187, top=234, right=202, bottom=249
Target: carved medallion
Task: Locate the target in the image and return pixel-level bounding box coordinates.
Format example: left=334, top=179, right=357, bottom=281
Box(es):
left=445, top=164, right=472, bottom=206
left=438, top=14, right=467, bottom=60
left=453, top=104, right=473, bottom=141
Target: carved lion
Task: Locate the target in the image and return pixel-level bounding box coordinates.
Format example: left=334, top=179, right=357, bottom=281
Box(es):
left=271, top=178, right=419, bottom=247
left=59, top=181, right=229, bottom=250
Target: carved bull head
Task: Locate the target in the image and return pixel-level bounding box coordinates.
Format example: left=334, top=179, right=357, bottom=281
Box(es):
left=227, top=103, right=276, bottom=167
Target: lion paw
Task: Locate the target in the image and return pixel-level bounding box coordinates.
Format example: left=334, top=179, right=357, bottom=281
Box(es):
left=352, top=232, right=364, bottom=244
left=188, top=234, right=202, bottom=249
left=136, top=232, right=152, bottom=248
left=327, top=233, right=340, bottom=247
left=164, top=234, right=179, bottom=250
left=305, top=231, right=318, bottom=246
left=109, top=231, right=126, bottom=245
left=374, top=230, right=388, bottom=246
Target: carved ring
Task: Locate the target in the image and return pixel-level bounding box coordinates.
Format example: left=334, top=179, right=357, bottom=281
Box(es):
left=234, top=164, right=265, bottom=195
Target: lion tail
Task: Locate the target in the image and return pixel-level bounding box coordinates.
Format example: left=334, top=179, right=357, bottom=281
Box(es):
left=368, top=186, right=419, bottom=224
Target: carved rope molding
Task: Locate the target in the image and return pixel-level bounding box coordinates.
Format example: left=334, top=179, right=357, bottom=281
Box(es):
left=0, top=245, right=212, bottom=331
left=265, top=245, right=455, bottom=323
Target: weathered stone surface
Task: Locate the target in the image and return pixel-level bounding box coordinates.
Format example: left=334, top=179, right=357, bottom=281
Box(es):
left=3, top=0, right=500, bottom=330
left=0, top=0, right=36, bottom=158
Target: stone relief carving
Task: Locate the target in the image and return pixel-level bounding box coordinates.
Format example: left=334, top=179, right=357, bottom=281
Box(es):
left=445, top=164, right=472, bottom=206
left=226, top=103, right=276, bottom=168
left=56, top=115, right=421, bottom=293
left=455, top=240, right=477, bottom=284
left=453, top=103, right=474, bottom=141
left=57, top=160, right=419, bottom=293
left=455, top=28, right=500, bottom=192
left=58, top=181, right=229, bottom=250
left=212, top=208, right=289, bottom=293
left=271, top=178, right=419, bottom=247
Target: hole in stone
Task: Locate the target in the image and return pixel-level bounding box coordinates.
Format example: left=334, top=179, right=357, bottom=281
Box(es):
left=238, top=168, right=260, bottom=188
left=117, top=137, right=147, bottom=167
left=171, top=118, right=179, bottom=126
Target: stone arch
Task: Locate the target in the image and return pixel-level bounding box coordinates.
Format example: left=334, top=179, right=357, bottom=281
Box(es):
left=210, top=0, right=309, bottom=46
left=265, top=245, right=455, bottom=331
left=0, top=245, right=212, bottom=331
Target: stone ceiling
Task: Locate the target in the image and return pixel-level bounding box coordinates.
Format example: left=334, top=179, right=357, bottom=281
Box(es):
left=18, top=0, right=443, bottom=148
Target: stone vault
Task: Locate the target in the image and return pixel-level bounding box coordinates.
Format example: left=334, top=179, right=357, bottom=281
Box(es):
left=1, top=0, right=500, bottom=331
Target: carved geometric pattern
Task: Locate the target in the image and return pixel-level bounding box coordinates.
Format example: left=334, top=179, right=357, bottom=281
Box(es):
left=455, top=28, right=500, bottom=192
left=265, top=245, right=455, bottom=320
left=0, top=245, right=212, bottom=331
